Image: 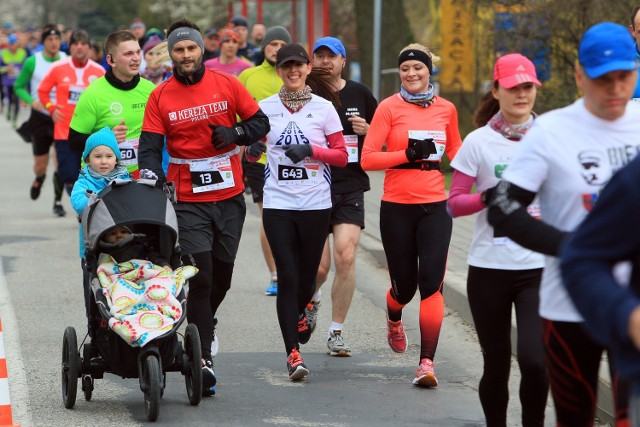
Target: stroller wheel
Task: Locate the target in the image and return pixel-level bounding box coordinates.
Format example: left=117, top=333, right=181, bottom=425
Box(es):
left=61, top=327, right=79, bottom=409
left=82, top=375, right=93, bottom=401
left=184, top=324, right=202, bottom=405
left=143, top=355, right=161, bottom=422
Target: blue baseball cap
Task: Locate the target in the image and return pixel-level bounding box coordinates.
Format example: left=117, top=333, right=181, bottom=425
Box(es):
left=8, top=34, right=17, bottom=44
left=313, top=36, right=346, bottom=58
left=578, top=22, right=638, bottom=79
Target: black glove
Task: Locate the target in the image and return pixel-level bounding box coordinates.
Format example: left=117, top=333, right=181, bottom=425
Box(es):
left=405, top=138, right=437, bottom=162
left=481, top=184, right=498, bottom=206
left=210, top=124, right=243, bottom=150
left=285, top=144, right=313, bottom=163
left=246, top=141, right=267, bottom=158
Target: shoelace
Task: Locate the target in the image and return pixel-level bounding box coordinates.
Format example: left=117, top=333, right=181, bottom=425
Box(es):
left=288, top=350, right=302, bottom=366
left=390, top=323, right=405, bottom=340
left=332, top=333, right=345, bottom=347
left=418, top=359, right=433, bottom=374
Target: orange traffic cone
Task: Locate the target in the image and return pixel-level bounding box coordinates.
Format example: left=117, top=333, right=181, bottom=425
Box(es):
left=0, top=319, right=19, bottom=427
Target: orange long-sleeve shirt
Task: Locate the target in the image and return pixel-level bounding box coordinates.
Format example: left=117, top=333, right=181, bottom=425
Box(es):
left=37, top=57, right=104, bottom=140
left=361, top=93, right=462, bottom=204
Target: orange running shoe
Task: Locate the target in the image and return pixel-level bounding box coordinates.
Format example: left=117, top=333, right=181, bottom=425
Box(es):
left=387, top=318, right=408, bottom=353
left=298, top=315, right=312, bottom=344
left=287, top=348, right=309, bottom=380
left=413, top=358, right=438, bottom=388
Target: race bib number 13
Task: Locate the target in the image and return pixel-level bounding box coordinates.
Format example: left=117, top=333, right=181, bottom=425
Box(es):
left=189, top=157, right=235, bottom=193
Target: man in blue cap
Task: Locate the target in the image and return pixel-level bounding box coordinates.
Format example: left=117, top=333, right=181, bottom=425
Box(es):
left=487, top=22, right=640, bottom=426
left=307, top=36, right=378, bottom=357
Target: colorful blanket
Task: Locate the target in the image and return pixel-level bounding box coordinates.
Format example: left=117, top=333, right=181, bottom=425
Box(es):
left=96, top=254, right=197, bottom=347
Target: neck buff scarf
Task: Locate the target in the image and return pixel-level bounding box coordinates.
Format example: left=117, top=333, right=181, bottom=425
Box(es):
left=87, top=164, right=128, bottom=181
left=279, top=85, right=312, bottom=112
left=105, top=67, right=140, bottom=91
left=488, top=111, right=535, bottom=141
left=399, top=83, right=435, bottom=108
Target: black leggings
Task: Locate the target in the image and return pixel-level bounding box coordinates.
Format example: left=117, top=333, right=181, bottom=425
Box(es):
left=263, top=208, right=330, bottom=354
left=543, top=320, right=628, bottom=426
left=379, top=200, right=451, bottom=359
left=181, top=252, right=233, bottom=359
left=4, top=85, right=19, bottom=122
left=467, top=266, right=548, bottom=427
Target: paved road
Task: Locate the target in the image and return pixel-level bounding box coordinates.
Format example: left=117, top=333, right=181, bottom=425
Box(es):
left=0, top=111, right=564, bottom=426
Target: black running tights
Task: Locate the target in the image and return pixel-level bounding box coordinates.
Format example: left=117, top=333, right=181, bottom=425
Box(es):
left=263, top=208, right=330, bottom=354
left=181, top=252, right=233, bottom=359
left=543, top=320, right=628, bottom=426
left=467, top=266, right=548, bottom=427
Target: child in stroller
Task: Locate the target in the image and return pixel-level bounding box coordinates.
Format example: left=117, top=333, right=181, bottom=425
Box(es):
left=61, top=130, right=205, bottom=420
left=95, top=225, right=197, bottom=348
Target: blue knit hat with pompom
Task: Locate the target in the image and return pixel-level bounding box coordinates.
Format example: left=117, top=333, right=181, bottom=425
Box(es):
left=83, top=126, right=121, bottom=162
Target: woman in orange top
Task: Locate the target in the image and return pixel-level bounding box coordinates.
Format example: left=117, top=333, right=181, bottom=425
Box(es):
left=361, top=43, right=461, bottom=388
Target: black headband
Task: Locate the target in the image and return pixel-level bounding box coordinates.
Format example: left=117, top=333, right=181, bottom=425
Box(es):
left=41, top=28, right=62, bottom=44
left=398, top=49, right=432, bottom=74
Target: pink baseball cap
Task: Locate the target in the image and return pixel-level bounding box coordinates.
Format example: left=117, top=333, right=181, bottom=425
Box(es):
left=493, top=53, right=541, bottom=88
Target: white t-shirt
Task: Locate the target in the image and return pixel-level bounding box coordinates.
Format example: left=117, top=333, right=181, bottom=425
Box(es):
left=259, top=93, right=343, bottom=210
left=451, top=124, right=545, bottom=270
left=503, top=99, right=640, bottom=322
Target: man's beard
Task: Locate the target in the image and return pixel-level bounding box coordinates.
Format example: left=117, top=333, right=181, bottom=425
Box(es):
left=174, top=56, right=203, bottom=76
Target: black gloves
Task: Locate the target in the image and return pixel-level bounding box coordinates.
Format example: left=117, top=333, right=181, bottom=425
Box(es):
left=285, top=144, right=313, bottom=163
left=210, top=124, right=245, bottom=150
left=246, top=141, right=267, bottom=158
left=481, top=184, right=498, bottom=206
left=405, top=138, right=437, bottom=162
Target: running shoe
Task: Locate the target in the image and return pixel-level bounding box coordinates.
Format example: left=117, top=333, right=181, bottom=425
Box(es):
left=30, top=175, right=45, bottom=200
left=412, top=358, right=438, bottom=388
left=387, top=318, right=408, bottom=353
left=327, top=330, right=351, bottom=357
left=201, top=357, right=217, bottom=396
left=298, top=315, right=312, bottom=344
left=265, top=278, right=278, bottom=296
left=287, top=348, right=309, bottom=381
left=53, top=201, right=66, bottom=217
left=304, top=300, right=320, bottom=334
left=211, top=317, right=219, bottom=356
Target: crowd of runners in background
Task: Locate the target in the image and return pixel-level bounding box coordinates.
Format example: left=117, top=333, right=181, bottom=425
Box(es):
left=3, top=9, right=640, bottom=426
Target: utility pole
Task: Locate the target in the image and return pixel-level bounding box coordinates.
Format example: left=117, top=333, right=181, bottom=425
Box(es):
left=372, top=0, right=381, bottom=100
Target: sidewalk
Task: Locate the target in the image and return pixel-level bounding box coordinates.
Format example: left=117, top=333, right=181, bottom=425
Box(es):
left=360, top=170, right=614, bottom=426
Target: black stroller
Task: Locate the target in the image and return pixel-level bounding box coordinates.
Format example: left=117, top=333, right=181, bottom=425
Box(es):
left=61, top=180, right=203, bottom=421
